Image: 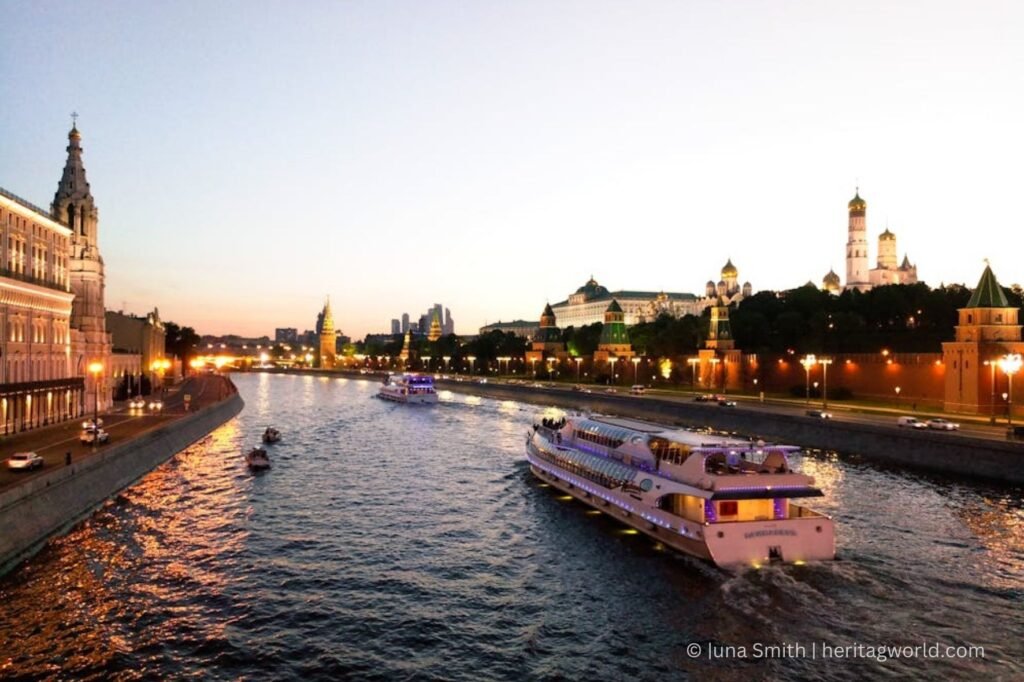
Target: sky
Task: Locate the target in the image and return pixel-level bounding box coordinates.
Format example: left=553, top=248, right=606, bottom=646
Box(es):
left=2, top=1, right=1023, bottom=338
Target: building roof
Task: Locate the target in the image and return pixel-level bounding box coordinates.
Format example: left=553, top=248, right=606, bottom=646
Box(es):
left=823, top=269, right=841, bottom=285
left=721, top=258, right=737, bottom=277
left=606, top=299, right=623, bottom=313
left=551, top=289, right=698, bottom=307
left=542, top=303, right=555, bottom=317
left=966, top=264, right=1010, bottom=308
left=849, top=191, right=866, bottom=210
left=879, top=228, right=895, bottom=240
left=574, top=276, right=609, bottom=299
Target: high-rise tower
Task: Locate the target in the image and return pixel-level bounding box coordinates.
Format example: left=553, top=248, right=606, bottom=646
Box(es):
left=845, top=190, right=870, bottom=291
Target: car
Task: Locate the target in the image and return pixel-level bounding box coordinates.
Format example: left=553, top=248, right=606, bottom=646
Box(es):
left=926, top=418, right=960, bottom=431
left=630, top=385, right=646, bottom=395
left=81, top=418, right=104, bottom=429
left=806, top=409, right=833, bottom=419
left=897, top=416, right=927, bottom=429
left=572, top=384, right=584, bottom=391
left=604, top=388, right=618, bottom=393
left=148, top=400, right=164, bottom=411
left=129, top=397, right=146, bottom=409
left=80, top=427, right=110, bottom=445
left=6, top=452, right=43, bottom=471
left=718, top=399, right=737, bottom=407
left=476, top=378, right=488, bottom=384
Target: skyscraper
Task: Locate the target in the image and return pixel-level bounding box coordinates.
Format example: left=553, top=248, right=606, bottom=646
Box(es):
left=401, top=313, right=410, bottom=333
left=391, top=319, right=401, bottom=334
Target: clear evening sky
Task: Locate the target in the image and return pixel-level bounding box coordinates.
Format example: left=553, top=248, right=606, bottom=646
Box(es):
left=2, top=1, right=1022, bottom=338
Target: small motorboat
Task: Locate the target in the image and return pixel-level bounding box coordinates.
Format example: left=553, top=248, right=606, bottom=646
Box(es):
left=246, top=447, right=271, bottom=470
left=262, top=427, right=281, bottom=444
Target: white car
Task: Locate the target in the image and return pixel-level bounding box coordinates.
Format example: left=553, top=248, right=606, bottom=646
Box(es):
left=80, top=428, right=110, bottom=445
left=897, top=416, right=927, bottom=429
left=129, top=397, right=146, bottom=409
left=926, top=418, right=960, bottom=431
left=7, top=452, right=43, bottom=471
left=148, top=400, right=164, bottom=411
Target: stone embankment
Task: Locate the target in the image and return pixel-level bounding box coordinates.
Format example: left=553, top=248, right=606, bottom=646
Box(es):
left=0, top=382, right=244, bottom=576
left=435, top=379, right=1024, bottom=485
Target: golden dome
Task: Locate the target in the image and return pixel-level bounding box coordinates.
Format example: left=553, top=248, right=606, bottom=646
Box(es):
left=721, top=258, right=738, bottom=277
left=848, top=191, right=866, bottom=211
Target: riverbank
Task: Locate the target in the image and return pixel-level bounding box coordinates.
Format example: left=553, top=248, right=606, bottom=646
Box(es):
left=434, top=379, right=1024, bottom=485
left=0, top=376, right=244, bottom=577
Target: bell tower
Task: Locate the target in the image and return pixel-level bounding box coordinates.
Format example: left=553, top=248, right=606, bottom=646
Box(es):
left=53, top=120, right=106, bottom=334
left=845, top=189, right=870, bottom=292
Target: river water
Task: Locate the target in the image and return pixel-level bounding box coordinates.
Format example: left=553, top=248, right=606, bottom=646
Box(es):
left=0, top=373, right=1021, bottom=680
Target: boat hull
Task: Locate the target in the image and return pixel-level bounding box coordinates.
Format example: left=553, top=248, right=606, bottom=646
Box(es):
left=377, top=389, right=438, bottom=404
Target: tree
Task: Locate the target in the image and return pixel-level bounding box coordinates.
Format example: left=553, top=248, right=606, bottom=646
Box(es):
left=164, top=321, right=201, bottom=368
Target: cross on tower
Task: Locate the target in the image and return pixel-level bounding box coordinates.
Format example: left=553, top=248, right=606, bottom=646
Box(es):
left=71, top=111, right=79, bottom=127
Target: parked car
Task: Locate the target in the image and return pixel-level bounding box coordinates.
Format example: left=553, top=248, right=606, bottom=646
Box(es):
left=806, top=409, right=833, bottom=419
left=694, top=394, right=715, bottom=402
left=80, top=427, right=110, bottom=445
left=604, top=387, right=618, bottom=393
left=6, top=452, right=43, bottom=471
left=926, top=418, right=960, bottom=431
left=630, top=385, right=646, bottom=395
left=897, top=416, right=927, bottom=429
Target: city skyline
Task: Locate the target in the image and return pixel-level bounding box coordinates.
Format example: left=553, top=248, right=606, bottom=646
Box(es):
left=3, top=1, right=1023, bottom=338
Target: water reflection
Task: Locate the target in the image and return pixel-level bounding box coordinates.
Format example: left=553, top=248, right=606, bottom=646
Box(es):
left=0, top=373, right=1020, bottom=680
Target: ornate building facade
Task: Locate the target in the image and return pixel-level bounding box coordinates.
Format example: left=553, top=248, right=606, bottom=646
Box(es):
left=593, top=300, right=634, bottom=365
left=525, top=303, right=566, bottom=365
left=0, top=123, right=115, bottom=431
left=839, top=190, right=917, bottom=292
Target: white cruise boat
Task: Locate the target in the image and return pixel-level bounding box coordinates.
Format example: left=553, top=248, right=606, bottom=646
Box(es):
left=526, top=412, right=835, bottom=568
left=378, top=373, right=439, bottom=404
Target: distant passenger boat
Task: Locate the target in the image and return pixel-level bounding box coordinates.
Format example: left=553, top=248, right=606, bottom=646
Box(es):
left=377, top=373, right=439, bottom=404
left=526, top=412, right=835, bottom=568
left=246, top=447, right=271, bottom=470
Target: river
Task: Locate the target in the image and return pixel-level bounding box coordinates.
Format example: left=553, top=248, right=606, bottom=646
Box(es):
left=0, top=373, right=1021, bottom=680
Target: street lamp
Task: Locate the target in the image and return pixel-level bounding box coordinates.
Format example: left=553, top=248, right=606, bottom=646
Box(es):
left=709, top=357, right=720, bottom=392
left=687, top=357, right=699, bottom=388
left=443, top=356, right=451, bottom=371
left=983, top=359, right=998, bottom=424
left=895, top=385, right=902, bottom=408
left=799, top=354, right=817, bottom=404
left=467, top=356, right=477, bottom=375
left=88, top=361, right=103, bottom=444
left=423, top=355, right=432, bottom=372
left=819, top=357, right=833, bottom=409
left=632, top=357, right=641, bottom=385
left=608, top=357, right=618, bottom=385
left=998, top=353, right=1022, bottom=427
left=530, top=357, right=538, bottom=378
left=574, top=357, right=583, bottom=382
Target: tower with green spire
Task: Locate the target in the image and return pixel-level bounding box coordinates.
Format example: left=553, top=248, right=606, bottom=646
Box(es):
left=526, top=303, right=565, bottom=365
left=942, top=263, right=1024, bottom=416
left=593, top=299, right=634, bottom=366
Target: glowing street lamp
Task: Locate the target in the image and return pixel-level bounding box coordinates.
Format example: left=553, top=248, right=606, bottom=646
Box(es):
left=998, top=353, right=1022, bottom=426
left=687, top=357, right=699, bottom=388
left=709, top=357, right=721, bottom=392
left=799, top=354, right=817, bottom=404
left=574, top=357, right=583, bottom=382
left=632, top=357, right=641, bottom=385
left=442, top=356, right=451, bottom=371
left=88, top=361, right=103, bottom=445
left=895, top=385, right=902, bottom=408
left=423, top=355, right=432, bottom=372
left=983, top=359, right=998, bottom=423
left=819, top=357, right=833, bottom=409
left=467, top=356, right=477, bottom=374
left=608, top=357, right=618, bottom=384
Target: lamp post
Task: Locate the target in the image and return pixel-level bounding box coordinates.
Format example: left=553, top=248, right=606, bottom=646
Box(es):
left=574, top=357, right=583, bottom=382
left=88, top=361, right=103, bottom=446
left=984, top=359, right=998, bottom=424
left=632, top=357, right=641, bottom=385
left=687, top=357, right=699, bottom=389
left=819, top=357, right=833, bottom=409
left=895, top=385, right=901, bottom=408
left=530, top=357, right=538, bottom=378
left=467, top=356, right=476, bottom=375
left=800, top=354, right=817, bottom=404
left=608, top=357, right=618, bottom=385
left=709, top=357, right=720, bottom=392
left=998, top=353, right=1022, bottom=427
left=423, top=355, right=432, bottom=372
left=443, top=356, right=451, bottom=372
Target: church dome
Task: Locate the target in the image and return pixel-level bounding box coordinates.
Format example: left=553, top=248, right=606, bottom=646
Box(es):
left=848, top=191, right=866, bottom=211
left=823, top=269, right=841, bottom=286
left=879, top=228, right=895, bottom=241
left=69, top=125, right=82, bottom=141
left=721, top=259, right=738, bottom=277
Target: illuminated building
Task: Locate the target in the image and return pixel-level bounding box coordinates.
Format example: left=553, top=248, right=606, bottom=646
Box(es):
left=318, top=297, right=336, bottom=368
left=841, top=190, right=917, bottom=292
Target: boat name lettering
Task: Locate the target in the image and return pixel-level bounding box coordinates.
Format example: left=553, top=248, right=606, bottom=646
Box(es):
left=743, top=529, right=797, bottom=539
